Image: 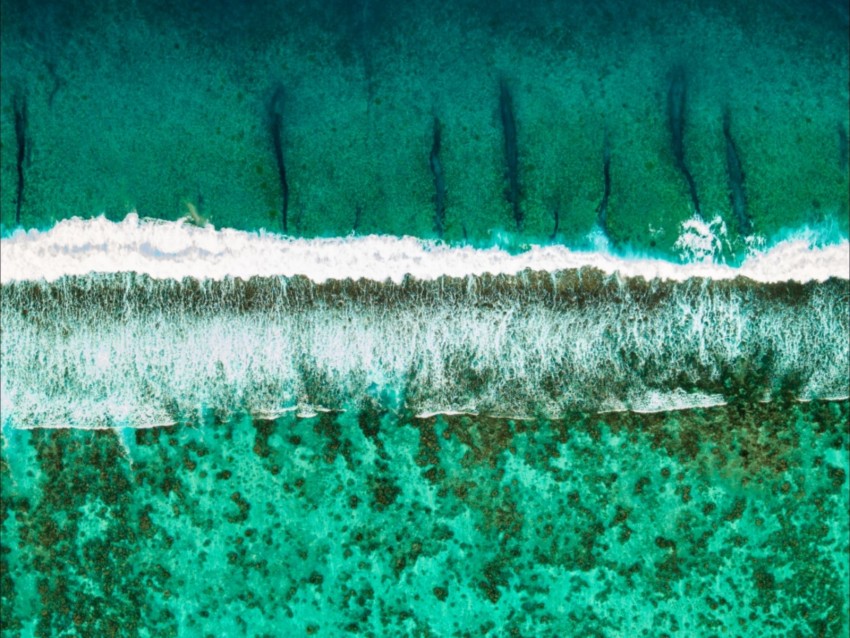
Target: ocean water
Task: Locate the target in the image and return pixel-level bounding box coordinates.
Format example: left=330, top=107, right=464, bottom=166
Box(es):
left=1, top=0, right=849, bottom=636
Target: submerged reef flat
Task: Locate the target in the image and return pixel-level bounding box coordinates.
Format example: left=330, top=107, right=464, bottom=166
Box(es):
left=2, top=271, right=848, bottom=427
left=1, top=401, right=847, bottom=636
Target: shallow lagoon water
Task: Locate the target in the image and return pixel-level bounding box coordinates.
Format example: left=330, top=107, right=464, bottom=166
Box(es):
left=2, top=402, right=848, bottom=636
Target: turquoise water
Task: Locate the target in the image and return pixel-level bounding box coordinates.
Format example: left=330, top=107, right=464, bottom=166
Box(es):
left=2, top=403, right=848, bottom=636
left=2, top=0, right=850, bottom=635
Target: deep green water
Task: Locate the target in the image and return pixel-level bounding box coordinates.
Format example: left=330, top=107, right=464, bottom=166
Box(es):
left=2, top=401, right=848, bottom=636
left=1, top=0, right=848, bottom=253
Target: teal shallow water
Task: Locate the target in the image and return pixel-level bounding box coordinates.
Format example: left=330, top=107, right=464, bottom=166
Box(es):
left=2, top=401, right=848, bottom=636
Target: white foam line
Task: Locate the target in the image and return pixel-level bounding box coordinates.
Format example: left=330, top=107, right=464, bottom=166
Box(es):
left=8, top=394, right=847, bottom=430
left=1, top=420, right=178, bottom=431
left=1, top=213, right=848, bottom=284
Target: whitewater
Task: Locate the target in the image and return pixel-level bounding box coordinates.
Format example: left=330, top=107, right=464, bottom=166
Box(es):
left=1, top=213, right=848, bottom=284
left=1, top=214, right=848, bottom=428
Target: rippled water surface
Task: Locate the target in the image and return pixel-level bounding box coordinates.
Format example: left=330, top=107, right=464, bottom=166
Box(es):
left=1, top=0, right=848, bottom=635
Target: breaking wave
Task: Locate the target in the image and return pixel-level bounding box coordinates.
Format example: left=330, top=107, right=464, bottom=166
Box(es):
left=1, top=213, right=848, bottom=284
left=1, top=271, right=847, bottom=428
left=1, top=215, right=847, bottom=428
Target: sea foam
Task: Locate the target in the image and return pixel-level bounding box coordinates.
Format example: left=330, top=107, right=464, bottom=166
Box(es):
left=1, top=213, right=847, bottom=284
left=2, top=272, right=847, bottom=428
left=2, top=215, right=848, bottom=428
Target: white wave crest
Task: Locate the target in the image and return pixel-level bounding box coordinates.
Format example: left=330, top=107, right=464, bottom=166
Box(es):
left=1, top=214, right=847, bottom=284
left=674, top=214, right=730, bottom=264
